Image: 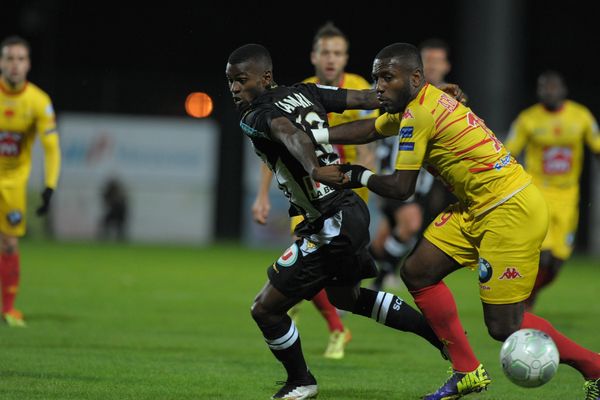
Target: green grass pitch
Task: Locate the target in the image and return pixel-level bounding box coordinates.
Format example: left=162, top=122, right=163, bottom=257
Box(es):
left=0, top=240, right=598, bottom=399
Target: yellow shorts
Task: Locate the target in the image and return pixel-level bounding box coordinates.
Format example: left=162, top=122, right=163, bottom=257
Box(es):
left=0, top=183, right=27, bottom=237
left=290, top=188, right=369, bottom=233
left=539, top=186, right=578, bottom=260
left=424, top=184, right=549, bottom=304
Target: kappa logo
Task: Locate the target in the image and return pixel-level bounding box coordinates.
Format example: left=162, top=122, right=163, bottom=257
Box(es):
left=402, top=109, right=414, bottom=119
left=498, top=267, right=523, bottom=280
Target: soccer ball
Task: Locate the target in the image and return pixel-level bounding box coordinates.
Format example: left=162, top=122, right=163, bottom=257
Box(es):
left=500, top=328, right=559, bottom=388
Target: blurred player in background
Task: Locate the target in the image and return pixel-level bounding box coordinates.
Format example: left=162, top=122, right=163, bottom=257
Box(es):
left=315, top=42, right=600, bottom=400
left=506, top=71, right=600, bottom=310
left=251, top=22, right=378, bottom=359
left=369, top=38, right=453, bottom=291
left=0, top=36, right=61, bottom=327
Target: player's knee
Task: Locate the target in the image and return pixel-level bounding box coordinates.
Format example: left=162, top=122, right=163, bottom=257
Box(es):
left=486, top=320, right=518, bottom=342
left=0, top=236, right=18, bottom=254
left=250, top=301, right=271, bottom=325
left=400, top=258, right=421, bottom=288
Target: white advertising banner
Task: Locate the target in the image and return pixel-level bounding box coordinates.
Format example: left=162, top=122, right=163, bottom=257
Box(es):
left=44, top=113, right=218, bottom=244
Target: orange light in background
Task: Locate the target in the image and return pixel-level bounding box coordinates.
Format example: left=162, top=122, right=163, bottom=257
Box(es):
left=185, top=92, right=213, bottom=118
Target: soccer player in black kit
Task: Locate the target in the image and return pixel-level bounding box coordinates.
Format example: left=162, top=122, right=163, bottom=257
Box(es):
left=226, top=44, right=447, bottom=400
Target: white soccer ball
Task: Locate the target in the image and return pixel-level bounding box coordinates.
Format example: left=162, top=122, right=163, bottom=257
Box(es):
left=500, top=328, right=559, bottom=388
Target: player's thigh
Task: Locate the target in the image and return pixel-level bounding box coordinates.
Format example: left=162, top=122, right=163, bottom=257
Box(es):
left=0, top=184, right=27, bottom=237
left=415, top=203, right=478, bottom=271
left=402, top=237, right=463, bottom=290
left=266, top=240, right=329, bottom=302
left=477, top=185, right=549, bottom=305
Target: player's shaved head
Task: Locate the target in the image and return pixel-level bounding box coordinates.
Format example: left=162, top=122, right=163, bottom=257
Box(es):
left=376, top=43, right=423, bottom=73
left=228, top=44, right=272, bottom=71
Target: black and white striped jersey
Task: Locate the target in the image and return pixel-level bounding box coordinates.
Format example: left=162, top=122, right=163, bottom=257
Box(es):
left=240, top=83, right=349, bottom=227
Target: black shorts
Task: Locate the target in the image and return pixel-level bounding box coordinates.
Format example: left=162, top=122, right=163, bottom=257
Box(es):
left=267, top=193, right=377, bottom=300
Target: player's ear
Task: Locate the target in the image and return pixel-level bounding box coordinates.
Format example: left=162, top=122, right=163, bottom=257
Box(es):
left=411, top=68, right=424, bottom=87
left=263, top=70, right=273, bottom=86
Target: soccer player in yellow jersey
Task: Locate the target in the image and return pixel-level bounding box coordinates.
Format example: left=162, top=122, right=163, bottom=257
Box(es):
left=313, top=43, right=600, bottom=399
left=506, top=71, right=600, bottom=311
left=0, top=36, right=61, bottom=327
left=251, top=22, right=378, bottom=360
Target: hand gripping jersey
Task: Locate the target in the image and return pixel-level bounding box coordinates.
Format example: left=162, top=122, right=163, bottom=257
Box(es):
left=375, top=83, right=531, bottom=218
left=303, top=73, right=379, bottom=163
left=240, top=83, right=350, bottom=229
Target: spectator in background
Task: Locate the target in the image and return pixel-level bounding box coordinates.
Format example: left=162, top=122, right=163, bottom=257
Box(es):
left=505, top=71, right=600, bottom=310
left=0, top=35, right=61, bottom=327
left=99, top=177, right=129, bottom=241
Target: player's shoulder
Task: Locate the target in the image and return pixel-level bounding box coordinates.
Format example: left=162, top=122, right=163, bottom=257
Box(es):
left=25, top=81, right=52, bottom=103
left=302, top=76, right=318, bottom=84
left=565, top=100, right=594, bottom=118
left=342, top=73, right=372, bottom=90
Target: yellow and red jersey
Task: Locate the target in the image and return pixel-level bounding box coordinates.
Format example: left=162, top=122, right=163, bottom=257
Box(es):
left=505, top=100, right=600, bottom=191
left=303, top=73, right=378, bottom=163
left=375, top=83, right=531, bottom=218
left=0, top=78, right=60, bottom=188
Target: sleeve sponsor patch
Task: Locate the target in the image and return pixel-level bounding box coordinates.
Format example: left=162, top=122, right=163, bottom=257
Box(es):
left=400, top=126, right=414, bottom=138
left=398, top=142, right=415, bottom=151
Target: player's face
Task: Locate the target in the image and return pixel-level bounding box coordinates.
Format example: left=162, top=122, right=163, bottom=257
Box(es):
left=537, top=75, right=566, bottom=109
left=0, top=44, right=30, bottom=87
left=421, top=48, right=450, bottom=86
left=225, top=60, right=271, bottom=112
left=372, top=58, right=414, bottom=114
left=311, top=36, right=348, bottom=86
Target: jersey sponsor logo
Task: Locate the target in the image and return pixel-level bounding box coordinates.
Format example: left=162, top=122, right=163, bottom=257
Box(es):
left=315, top=84, right=339, bottom=91
left=400, top=126, right=414, bottom=138
left=402, top=109, right=414, bottom=119
left=303, top=176, right=337, bottom=201
left=478, top=258, right=493, bottom=283
left=0, top=131, right=23, bottom=156
left=240, top=121, right=267, bottom=139
left=275, top=93, right=315, bottom=114
left=6, top=210, right=23, bottom=226
left=498, top=267, right=523, bottom=280
left=277, top=244, right=299, bottom=267
left=438, top=93, right=459, bottom=113
left=543, top=146, right=573, bottom=175
left=398, top=142, right=415, bottom=151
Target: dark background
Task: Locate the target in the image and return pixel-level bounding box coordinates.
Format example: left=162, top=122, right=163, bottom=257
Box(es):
left=4, top=0, right=600, bottom=245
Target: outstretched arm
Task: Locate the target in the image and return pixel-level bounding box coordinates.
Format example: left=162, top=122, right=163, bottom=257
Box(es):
left=312, top=118, right=384, bottom=144
left=345, top=89, right=380, bottom=110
